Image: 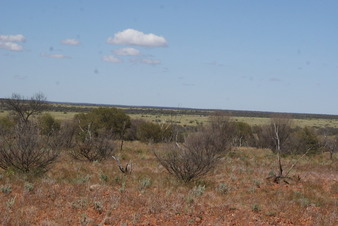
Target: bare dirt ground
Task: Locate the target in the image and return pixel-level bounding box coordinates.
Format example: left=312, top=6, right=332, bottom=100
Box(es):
left=0, top=142, right=337, bottom=225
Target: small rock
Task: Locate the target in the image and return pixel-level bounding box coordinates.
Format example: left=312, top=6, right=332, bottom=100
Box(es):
left=89, top=184, right=101, bottom=191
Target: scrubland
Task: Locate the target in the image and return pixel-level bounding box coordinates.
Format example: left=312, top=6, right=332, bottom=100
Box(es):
left=0, top=97, right=337, bottom=225
left=0, top=141, right=336, bottom=225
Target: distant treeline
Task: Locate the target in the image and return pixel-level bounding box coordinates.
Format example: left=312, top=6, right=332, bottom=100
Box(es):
left=45, top=102, right=338, bottom=120
left=1, top=99, right=337, bottom=120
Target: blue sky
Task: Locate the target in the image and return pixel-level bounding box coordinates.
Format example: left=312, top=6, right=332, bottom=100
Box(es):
left=1, top=0, right=337, bottom=114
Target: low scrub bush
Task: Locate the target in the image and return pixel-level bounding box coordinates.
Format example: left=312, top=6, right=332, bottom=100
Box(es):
left=155, top=114, right=233, bottom=182
left=0, top=122, right=59, bottom=174
left=71, top=123, right=115, bottom=162
left=137, top=121, right=175, bottom=143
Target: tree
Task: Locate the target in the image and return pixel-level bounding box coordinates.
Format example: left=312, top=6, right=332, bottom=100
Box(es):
left=137, top=121, right=163, bottom=143
left=75, top=107, right=131, bottom=151
left=291, top=127, right=320, bottom=155
left=90, top=107, right=131, bottom=136
left=2, top=93, right=48, bottom=124
left=233, top=121, right=254, bottom=147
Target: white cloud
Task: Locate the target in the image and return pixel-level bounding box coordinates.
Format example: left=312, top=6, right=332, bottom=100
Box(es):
left=61, top=39, right=80, bottom=45
left=102, top=55, right=123, bottom=63
left=0, top=34, right=25, bottom=42
left=107, top=29, right=167, bottom=47
left=0, top=42, right=23, bottom=51
left=113, top=47, right=141, bottom=56
left=0, top=34, right=25, bottom=51
left=41, top=53, right=69, bottom=59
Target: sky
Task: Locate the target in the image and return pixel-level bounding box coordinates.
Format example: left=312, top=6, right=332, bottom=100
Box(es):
left=1, top=0, right=337, bottom=115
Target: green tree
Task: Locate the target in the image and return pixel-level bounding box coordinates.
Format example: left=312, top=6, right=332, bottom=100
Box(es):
left=234, top=121, right=254, bottom=147
left=75, top=107, right=130, bottom=137
left=137, top=121, right=163, bottom=143
left=90, top=107, right=131, bottom=137
left=292, top=127, right=320, bottom=155
left=74, top=107, right=131, bottom=151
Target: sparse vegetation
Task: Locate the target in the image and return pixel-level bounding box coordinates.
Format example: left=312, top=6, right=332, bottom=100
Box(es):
left=0, top=100, right=337, bottom=225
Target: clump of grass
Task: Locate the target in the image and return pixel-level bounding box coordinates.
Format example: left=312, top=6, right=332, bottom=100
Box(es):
left=1, top=184, right=12, bottom=194
left=6, top=195, right=16, bottom=208
left=75, top=175, right=91, bottom=184
left=253, top=179, right=262, bottom=187
left=266, top=211, right=276, bottom=217
left=80, top=213, right=93, bottom=225
left=72, top=199, right=88, bottom=209
left=190, top=185, right=205, bottom=197
left=99, top=173, right=108, bottom=183
left=139, top=177, right=152, bottom=190
left=119, top=181, right=126, bottom=193
left=291, top=191, right=313, bottom=207
left=113, top=175, right=125, bottom=186
left=24, top=182, right=34, bottom=192
left=185, top=185, right=206, bottom=205
left=186, top=194, right=194, bottom=205
left=94, top=201, right=103, bottom=214
left=216, top=183, right=229, bottom=194
left=252, top=204, right=260, bottom=212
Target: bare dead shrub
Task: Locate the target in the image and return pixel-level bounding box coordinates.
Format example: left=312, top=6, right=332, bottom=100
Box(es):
left=47, top=121, right=77, bottom=150
left=0, top=122, right=59, bottom=174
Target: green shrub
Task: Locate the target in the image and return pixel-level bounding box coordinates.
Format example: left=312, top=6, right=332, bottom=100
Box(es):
left=38, top=113, right=60, bottom=135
